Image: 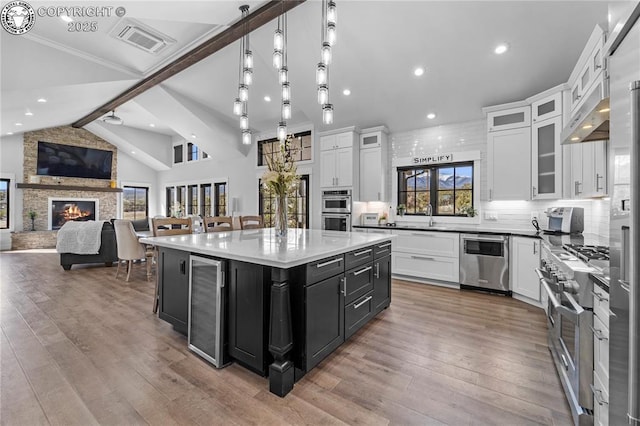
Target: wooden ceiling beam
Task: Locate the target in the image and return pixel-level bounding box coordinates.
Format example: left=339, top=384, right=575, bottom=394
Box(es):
left=72, top=0, right=306, bottom=128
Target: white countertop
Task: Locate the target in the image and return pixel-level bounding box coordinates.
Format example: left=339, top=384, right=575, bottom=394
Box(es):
left=140, top=228, right=395, bottom=268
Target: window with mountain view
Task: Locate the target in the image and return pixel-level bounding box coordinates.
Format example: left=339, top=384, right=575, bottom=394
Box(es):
left=0, top=178, right=9, bottom=229
left=397, top=163, right=473, bottom=216
left=123, top=186, right=148, bottom=220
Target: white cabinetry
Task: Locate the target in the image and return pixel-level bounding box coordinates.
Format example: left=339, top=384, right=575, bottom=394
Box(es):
left=568, top=26, right=606, bottom=114
left=485, top=104, right=531, bottom=201
left=359, top=127, right=388, bottom=202
left=391, top=230, right=459, bottom=283
left=320, top=131, right=355, bottom=188
left=487, top=127, right=531, bottom=200
left=569, top=141, right=608, bottom=198
left=510, top=237, right=541, bottom=301
left=531, top=115, right=562, bottom=199
left=592, top=284, right=609, bottom=426
left=532, top=91, right=562, bottom=123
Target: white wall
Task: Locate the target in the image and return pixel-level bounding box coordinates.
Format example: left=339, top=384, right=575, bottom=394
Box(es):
left=0, top=133, right=25, bottom=249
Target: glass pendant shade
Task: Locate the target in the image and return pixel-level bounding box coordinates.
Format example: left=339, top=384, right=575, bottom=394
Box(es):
left=282, top=101, right=291, bottom=120
left=244, top=49, right=253, bottom=69
left=238, top=84, right=249, bottom=102
left=317, top=84, right=329, bottom=105
left=233, top=98, right=243, bottom=116
left=242, top=129, right=252, bottom=145
left=243, top=68, right=253, bottom=85
left=273, top=49, right=283, bottom=69
left=279, top=67, right=288, bottom=85
left=240, top=114, right=249, bottom=130
left=316, top=63, right=327, bottom=85
left=322, top=104, right=334, bottom=124
left=327, top=1, right=337, bottom=25
left=327, top=23, right=337, bottom=45
left=277, top=121, right=287, bottom=141
left=273, top=29, right=284, bottom=51
left=321, top=42, right=332, bottom=65
left=282, top=83, right=291, bottom=102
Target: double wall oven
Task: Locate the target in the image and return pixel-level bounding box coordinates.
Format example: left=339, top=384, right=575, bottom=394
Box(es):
left=321, top=189, right=351, bottom=231
left=537, top=241, right=609, bottom=425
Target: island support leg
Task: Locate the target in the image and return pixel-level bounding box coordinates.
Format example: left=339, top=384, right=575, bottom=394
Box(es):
left=268, top=267, right=294, bottom=397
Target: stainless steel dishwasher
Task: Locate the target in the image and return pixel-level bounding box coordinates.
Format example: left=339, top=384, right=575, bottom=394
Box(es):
left=459, top=234, right=510, bottom=295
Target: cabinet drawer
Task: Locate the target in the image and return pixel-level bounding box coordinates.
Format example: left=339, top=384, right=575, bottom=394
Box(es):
left=345, top=264, right=374, bottom=304
left=345, top=292, right=373, bottom=339
left=393, top=230, right=459, bottom=257
left=392, top=252, right=459, bottom=283
left=592, top=370, right=609, bottom=426
left=593, top=313, right=609, bottom=390
left=306, top=255, right=344, bottom=285
left=592, top=285, right=610, bottom=330
left=345, top=246, right=374, bottom=270
left=373, top=240, right=392, bottom=259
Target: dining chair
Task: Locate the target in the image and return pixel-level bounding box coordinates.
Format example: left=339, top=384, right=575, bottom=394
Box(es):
left=203, top=216, right=234, bottom=232
left=150, top=217, right=192, bottom=313
left=239, top=215, right=264, bottom=230
left=113, top=219, right=154, bottom=282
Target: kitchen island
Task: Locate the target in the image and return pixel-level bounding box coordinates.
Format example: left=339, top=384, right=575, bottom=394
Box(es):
left=141, top=228, right=394, bottom=397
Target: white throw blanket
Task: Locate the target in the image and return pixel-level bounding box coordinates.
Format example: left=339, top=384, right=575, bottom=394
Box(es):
left=56, top=220, right=105, bottom=255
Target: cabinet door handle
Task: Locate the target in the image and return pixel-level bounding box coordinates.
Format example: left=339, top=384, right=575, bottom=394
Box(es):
left=590, top=290, right=609, bottom=302
left=596, top=174, right=604, bottom=191
left=575, top=181, right=582, bottom=196
left=353, top=249, right=372, bottom=257
left=340, top=277, right=346, bottom=295
left=489, top=189, right=492, bottom=201
left=590, top=384, right=609, bottom=405
left=353, top=266, right=372, bottom=276
left=589, top=325, right=608, bottom=341
left=336, top=177, right=339, bottom=186
left=532, top=186, right=537, bottom=197
left=353, top=296, right=373, bottom=309
left=533, top=242, right=537, bottom=255
left=377, top=192, right=381, bottom=201
left=411, top=255, right=435, bottom=261
left=180, top=260, right=186, bottom=275
left=316, top=257, right=342, bottom=268
left=375, top=262, right=380, bottom=279
left=378, top=242, right=392, bottom=249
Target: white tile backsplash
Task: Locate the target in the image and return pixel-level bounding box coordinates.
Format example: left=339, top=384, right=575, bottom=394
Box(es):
left=382, top=119, right=610, bottom=240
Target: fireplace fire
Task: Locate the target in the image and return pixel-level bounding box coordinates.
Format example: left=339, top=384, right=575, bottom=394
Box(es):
left=49, top=198, right=99, bottom=230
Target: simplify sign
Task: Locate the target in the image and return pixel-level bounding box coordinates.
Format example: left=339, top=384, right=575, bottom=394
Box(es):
left=412, top=153, right=453, bottom=164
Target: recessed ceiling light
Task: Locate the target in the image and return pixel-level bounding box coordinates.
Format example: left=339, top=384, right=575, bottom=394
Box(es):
left=61, top=15, right=73, bottom=23
left=37, top=98, right=47, bottom=103
left=494, top=43, right=509, bottom=54
left=131, top=151, right=136, bottom=154
left=264, top=96, right=271, bottom=102
left=571, top=136, right=580, bottom=141
left=149, top=123, right=155, bottom=127
left=427, top=113, right=436, bottom=120
left=191, top=134, right=197, bottom=139
left=582, top=124, right=593, bottom=129
left=599, top=107, right=610, bottom=113
left=7, top=132, right=13, bottom=135
left=15, top=122, right=22, bottom=126
left=25, top=111, right=33, bottom=116
left=414, top=67, right=425, bottom=76
left=343, top=89, right=351, bottom=96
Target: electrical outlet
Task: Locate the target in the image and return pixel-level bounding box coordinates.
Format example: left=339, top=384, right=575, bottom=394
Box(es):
left=484, top=211, right=498, bottom=221
left=531, top=212, right=538, bottom=221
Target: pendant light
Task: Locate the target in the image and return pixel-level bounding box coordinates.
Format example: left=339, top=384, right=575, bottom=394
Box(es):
left=242, top=129, right=252, bottom=145
left=318, top=0, right=337, bottom=125
left=277, top=121, right=287, bottom=141
left=282, top=100, right=291, bottom=120
left=282, top=82, right=290, bottom=102
left=279, top=66, right=288, bottom=85
left=322, top=104, right=334, bottom=124
left=321, top=42, right=332, bottom=65
left=316, top=63, right=327, bottom=85
left=233, top=5, right=253, bottom=141
left=327, top=0, right=337, bottom=25
left=238, top=84, right=248, bottom=102
left=317, top=84, right=328, bottom=104
left=233, top=98, right=243, bottom=116
left=240, top=113, right=249, bottom=130
left=327, top=22, right=336, bottom=45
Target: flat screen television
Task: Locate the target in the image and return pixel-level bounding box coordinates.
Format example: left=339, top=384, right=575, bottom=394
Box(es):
left=36, top=141, right=113, bottom=180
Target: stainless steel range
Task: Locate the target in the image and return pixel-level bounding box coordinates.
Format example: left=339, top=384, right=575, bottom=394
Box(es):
left=537, top=242, right=609, bottom=426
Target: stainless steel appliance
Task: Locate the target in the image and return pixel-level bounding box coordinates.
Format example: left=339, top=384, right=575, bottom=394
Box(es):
left=321, top=189, right=352, bottom=213
left=608, top=5, right=640, bottom=424
left=459, top=234, right=510, bottom=294
left=544, top=207, right=585, bottom=234
left=321, top=189, right=352, bottom=231
left=188, top=255, right=229, bottom=368
left=537, top=242, right=610, bottom=425
left=321, top=213, right=350, bottom=231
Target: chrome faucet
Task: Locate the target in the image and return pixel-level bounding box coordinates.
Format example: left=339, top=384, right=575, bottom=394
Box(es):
left=425, top=204, right=433, bottom=227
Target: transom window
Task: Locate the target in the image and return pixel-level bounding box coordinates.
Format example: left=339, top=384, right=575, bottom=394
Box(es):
left=258, top=130, right=312, bottom=167
left=397, top=162, right=474, bottom=216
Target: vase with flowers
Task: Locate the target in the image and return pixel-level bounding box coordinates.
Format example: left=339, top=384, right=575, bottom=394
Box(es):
left=262, top=136, right=300, bottom=238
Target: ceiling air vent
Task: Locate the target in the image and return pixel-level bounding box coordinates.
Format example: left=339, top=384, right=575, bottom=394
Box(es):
left=110, top=19, right=175, bottom=55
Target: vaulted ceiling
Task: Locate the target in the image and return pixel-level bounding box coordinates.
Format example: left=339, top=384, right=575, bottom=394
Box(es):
left=1, top=1, right=610, bottom=170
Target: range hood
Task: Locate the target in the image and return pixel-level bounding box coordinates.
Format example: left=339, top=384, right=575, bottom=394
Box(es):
left=561, top=80, right=610, bottom=144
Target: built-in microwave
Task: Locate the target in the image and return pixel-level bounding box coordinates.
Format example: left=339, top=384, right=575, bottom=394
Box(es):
left=321, top=213, right=351, bottom=231
left=321, top=189, right=352, bottom=214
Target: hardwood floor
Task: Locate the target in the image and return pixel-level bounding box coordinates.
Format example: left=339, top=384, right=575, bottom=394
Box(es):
left=0, top=249, right=572, bottom=425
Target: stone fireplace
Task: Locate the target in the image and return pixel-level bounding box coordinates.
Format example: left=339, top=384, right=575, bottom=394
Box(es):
left=49, top=198, right=99, bottom=230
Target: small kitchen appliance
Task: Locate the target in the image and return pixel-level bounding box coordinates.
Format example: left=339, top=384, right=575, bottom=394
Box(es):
left=544, top=207, right=584, bottom=234
left=361, top=213, right=379, bottom=226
